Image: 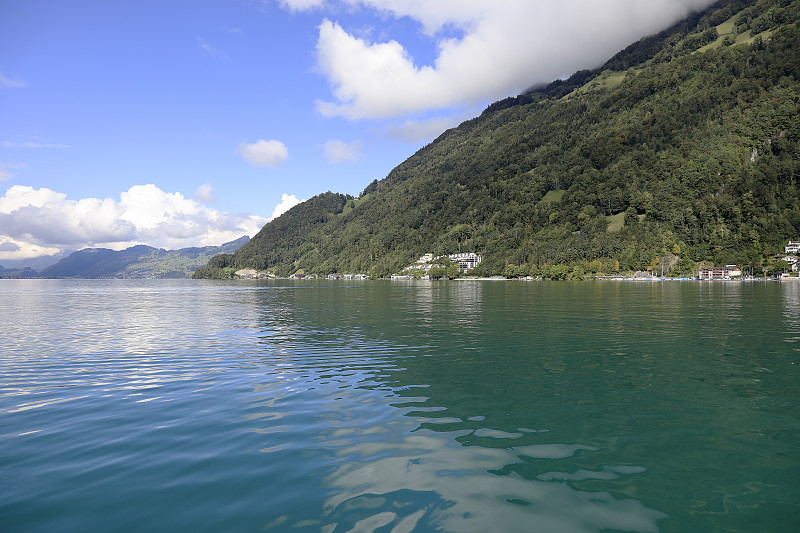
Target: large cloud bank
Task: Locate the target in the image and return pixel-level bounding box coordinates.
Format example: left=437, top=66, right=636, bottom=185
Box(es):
left=284, top=0, right=717, bottom=119
left=0, top=184, right=275, bottom=259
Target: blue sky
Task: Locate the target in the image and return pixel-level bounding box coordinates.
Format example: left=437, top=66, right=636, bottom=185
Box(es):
left=0, top=0, right=715, bottom=261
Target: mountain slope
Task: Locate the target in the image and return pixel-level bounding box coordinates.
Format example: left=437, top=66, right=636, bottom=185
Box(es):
left=197, top=0, right=800, bottom=279
left=42, top=236, right=249, bottom=278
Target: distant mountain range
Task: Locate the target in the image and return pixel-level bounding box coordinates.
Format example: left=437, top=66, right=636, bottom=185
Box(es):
left=0, top=249, right=76, bottom=272
left=195, top=0, right=800, bottom=280
left=0, top=265, right=40, bottom=278
left=0, top=236, right=249, bottom=278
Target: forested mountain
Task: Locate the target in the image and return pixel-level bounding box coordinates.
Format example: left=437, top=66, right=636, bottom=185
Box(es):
left=40, top=236, right=248, bottom=278
left=195, top=0, right=800, bottom=280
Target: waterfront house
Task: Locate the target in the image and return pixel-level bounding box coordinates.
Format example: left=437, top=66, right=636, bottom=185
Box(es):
left=773, top=255, right=799, bottom=273
left=448, top=253, right=482, bottom=271
left=399, top=252, right=482, bottom=275
left=235, top=268, right=258, bottom=279
left=698, top=265, right=741, bottom=279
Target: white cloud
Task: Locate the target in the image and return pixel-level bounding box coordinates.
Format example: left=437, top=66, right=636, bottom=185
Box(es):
left=269, top=193, right=304, bottom=221
left=0, top=184, right=267, bottom=260
left=0, top=72, right=26, bottom=88
left=279, top=0, right=326, bottom=11
left=0, top=236, right=59, bottom=259
left=1, top=141, right=69, bottom=149
left=323, top=139, right=363, bottom=163
left=307, top=0, right=717, bottom=119
left=194, top=183, right=217, bottom=203
left=239, top=139, right=289, bottom=167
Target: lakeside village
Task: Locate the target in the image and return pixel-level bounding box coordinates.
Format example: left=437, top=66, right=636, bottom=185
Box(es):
left=234, top=241, right=800, bottom=282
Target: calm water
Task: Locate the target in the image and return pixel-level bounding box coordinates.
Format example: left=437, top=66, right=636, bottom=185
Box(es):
left=1, top=279, right=798, bottom=532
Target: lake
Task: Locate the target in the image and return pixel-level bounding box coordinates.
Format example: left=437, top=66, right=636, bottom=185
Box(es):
left=1, top=279, right=798, bottom=532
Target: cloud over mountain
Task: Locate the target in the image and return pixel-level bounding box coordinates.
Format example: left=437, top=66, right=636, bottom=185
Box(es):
left=0, top=184, right=269, bottom=259
left=291, top=0, right=717, bottom=119
left=269, top=193, right=304, bottom=220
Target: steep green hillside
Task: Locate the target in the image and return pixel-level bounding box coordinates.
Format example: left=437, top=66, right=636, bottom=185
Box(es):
left=197, top=0, right=800, bottom=279
left=42, top=236, right=249, bottom=278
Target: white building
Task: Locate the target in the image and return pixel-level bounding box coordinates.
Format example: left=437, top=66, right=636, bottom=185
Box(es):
left=235, top=268, right=258, bottom=279
left=448, top=253, right=482, bottom=272
left=785, top=241, right=800, bottom=254
left=776, top=255, right=799, bottom=272
left=402, top=252, right=482, bottom=274
left=698, top=265, right=741, bottom=279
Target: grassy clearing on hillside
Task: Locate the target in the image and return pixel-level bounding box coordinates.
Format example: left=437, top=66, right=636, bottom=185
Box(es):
left=340, top=194, right=370, bottom=216
left=606, top=212, right=625, bottom=233
left=697, top=13, right=775, bottom=53
left=740, top=28, right=775, bottom=44
left=541, top=189, right=565, bottom=203
left=697, top=14, right=737, bottom=52
left=565, top=71, right=629, bottom=99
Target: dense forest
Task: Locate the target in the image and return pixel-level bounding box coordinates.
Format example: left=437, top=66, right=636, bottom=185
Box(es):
left=195, top=0, right=800, bottom=280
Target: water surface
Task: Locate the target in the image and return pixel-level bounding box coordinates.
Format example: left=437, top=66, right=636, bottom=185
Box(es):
left=1, top=279, right=798, bottom=532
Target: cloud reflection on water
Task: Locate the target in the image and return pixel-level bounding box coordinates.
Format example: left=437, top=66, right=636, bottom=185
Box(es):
left=316, top=429, right=664, bottom=533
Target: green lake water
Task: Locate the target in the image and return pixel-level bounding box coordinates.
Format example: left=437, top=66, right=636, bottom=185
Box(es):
left=1, top=279, right=798, bottom=532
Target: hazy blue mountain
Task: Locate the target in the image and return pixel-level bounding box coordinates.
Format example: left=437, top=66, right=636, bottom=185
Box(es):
left=0, top=265, right=39, bottom=278
left=41, top=236, right=249, bottom=278
left=0, top=249, right=76, bottom=272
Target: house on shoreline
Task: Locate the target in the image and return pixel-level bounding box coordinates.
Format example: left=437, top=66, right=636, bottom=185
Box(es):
left=405, top=252, right=482, bottom=273
left=448, top=253, right=482, bottom=271
left=235, top=268, right=271, bottom=279
left=698, top=265, right=742, bottom=279
left=396, top=252, right=483, bottom=278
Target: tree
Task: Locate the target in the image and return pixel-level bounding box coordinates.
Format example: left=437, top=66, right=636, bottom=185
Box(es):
left=768, top=259, right=791, bottom=275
